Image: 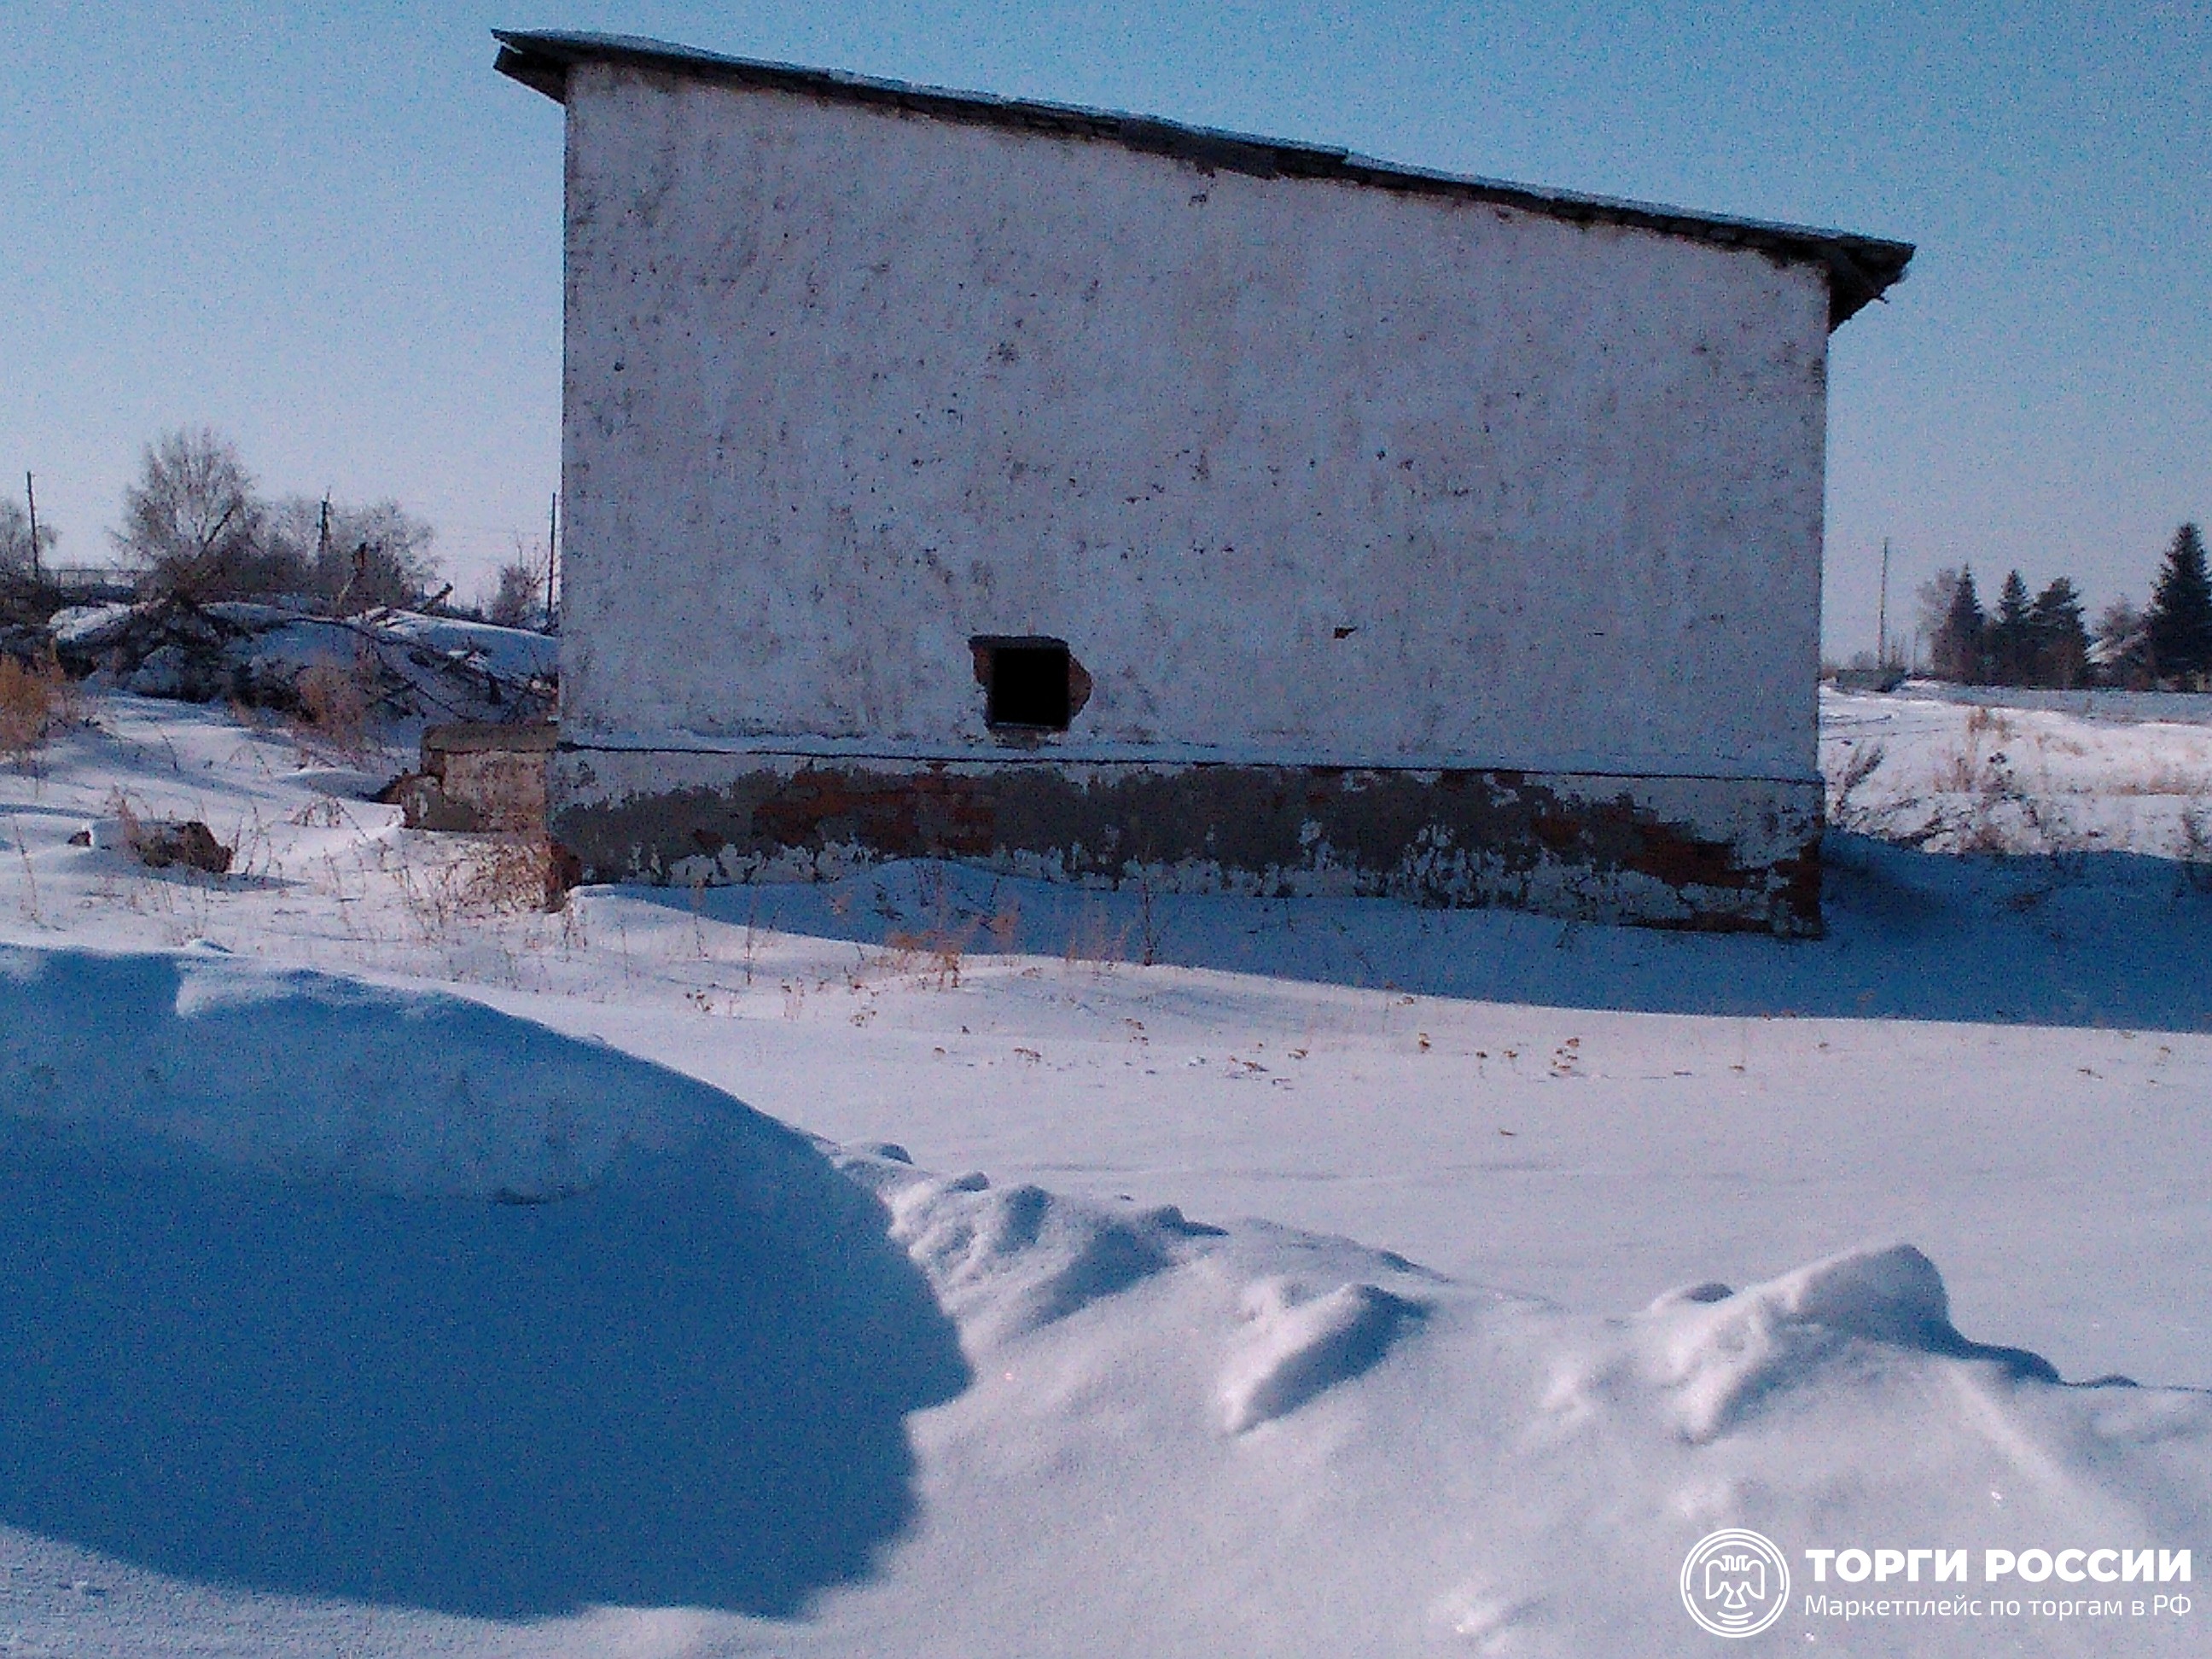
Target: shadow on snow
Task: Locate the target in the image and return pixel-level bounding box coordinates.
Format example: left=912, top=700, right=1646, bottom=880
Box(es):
left=640, top=833, right=2212, bottom=1033
left=0, top=948, right=969, bottom=1620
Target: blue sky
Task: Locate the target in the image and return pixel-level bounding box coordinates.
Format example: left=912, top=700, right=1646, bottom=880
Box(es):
left=2, top=1, right=2203, bottom=654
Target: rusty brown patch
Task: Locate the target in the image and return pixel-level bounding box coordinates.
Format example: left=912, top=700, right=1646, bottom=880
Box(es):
left=552, top=755, right=1823, bottom=935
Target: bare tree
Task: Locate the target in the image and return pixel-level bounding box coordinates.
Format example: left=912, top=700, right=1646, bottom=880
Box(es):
left=112, top=428, right=277, bottom=598
left=483, top=556, right=544, bottom=629
left=264, top=495, right=439, bottom=613
left=1913, top=568, right=1961, bottom=659
left=0, top=496, right=58, bottom=577
left=2093, top=596, right=2146, bottom=687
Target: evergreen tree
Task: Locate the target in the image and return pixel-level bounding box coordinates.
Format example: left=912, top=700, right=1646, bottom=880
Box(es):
left=2028, top=577, right=2089, bottom=689
left=1989, top=569, right=2034, bottom=685
left=2145, top=523, right=2212, bottom=684
left=1932, top=566, right=1988, bottom=683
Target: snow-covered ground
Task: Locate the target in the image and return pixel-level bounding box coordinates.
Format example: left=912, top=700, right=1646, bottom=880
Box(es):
left=0, top=686, right=2204, bottom=1656
left=1825, top=684, right=2212, bottom=858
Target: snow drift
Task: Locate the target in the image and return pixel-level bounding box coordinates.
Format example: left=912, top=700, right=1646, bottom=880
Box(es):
left=0, top=941, right=2205, bottom=1656
left=0, top=945, right=968, bottom=1619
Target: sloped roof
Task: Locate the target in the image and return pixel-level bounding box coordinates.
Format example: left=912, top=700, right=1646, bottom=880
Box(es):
left=494, top=28, right=1912, bottom=329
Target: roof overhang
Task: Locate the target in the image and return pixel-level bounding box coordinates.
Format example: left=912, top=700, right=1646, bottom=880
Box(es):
left=494, top=29, right=1912, bottom=329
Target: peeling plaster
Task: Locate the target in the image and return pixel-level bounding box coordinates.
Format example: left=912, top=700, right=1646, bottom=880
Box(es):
left=552, top=750, right=1821, bottom=935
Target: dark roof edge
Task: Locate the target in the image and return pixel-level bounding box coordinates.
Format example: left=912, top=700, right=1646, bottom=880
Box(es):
left=493, top=28, right=1912, bottom=329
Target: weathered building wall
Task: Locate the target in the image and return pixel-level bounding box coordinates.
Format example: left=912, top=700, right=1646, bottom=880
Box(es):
left=546, top=55, right=1842, bottom=931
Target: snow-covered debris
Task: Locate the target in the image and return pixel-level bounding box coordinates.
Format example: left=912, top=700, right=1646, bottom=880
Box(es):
left=44, top=597, right=555, bottom=725
left=370, top=610, right=559, bottom=684
left=48, top=601, right=139, bottom=654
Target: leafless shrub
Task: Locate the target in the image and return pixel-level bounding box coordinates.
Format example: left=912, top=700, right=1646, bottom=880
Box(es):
left=292, top=653, right=378, bottom=760
left=1936, top=711, right=2009, bottom=795
left=483, top=554, right=544, bottom=630
left=0, top=653, right=69, bottom=761
left=884, top=918, right=977, bottom=988
left=1825, top=740, right=1887, bottom=823
left=396, top=832, right=563, bottom=937
left=1062, top=900, right=1131, bottom=968
left=262, top=495, right=439, bottom=614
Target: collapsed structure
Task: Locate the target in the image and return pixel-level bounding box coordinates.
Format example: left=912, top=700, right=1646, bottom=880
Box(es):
left=496, top=30, right=1912, bottom=933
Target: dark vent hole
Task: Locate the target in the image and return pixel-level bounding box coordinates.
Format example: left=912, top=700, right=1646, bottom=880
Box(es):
left=977, top=638, right=1072, bottom=731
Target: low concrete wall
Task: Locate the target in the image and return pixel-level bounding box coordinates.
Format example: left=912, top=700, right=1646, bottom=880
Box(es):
left=399, top=724, right=557, bottom=833
left=551, top=747, right=1822, bottom=934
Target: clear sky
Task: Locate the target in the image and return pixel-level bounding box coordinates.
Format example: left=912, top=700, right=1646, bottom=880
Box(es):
left=3, top=1, right=2203, bottom=655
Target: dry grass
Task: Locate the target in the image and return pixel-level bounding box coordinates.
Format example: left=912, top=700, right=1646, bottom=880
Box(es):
left=396, top=832, right=564, bottom=934
left=0, top=655, right=70, bottom=762
left=2100, top=765, right=2212, bottom=798
left=1062, top=899, right=1132, bottom=968
left=291, top=652, right=378, bottom=761
left=457, top=833, right=561, bottom=913
left=883, top=919, right=978, bottom=988
left=1825, top=740, right=1888, bottom=825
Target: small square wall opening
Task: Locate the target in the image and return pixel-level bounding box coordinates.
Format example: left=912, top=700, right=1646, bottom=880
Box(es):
left=975, top=637, right=1072, bottom=731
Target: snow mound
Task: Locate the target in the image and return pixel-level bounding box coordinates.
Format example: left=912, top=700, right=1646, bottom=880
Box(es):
left=0, top=944, right=764, bottom=1199
left=47, top=602, right=137, bottom=651
left=1220, top=1277, right=1423, bottom=1433
left=1562, top=1243, right=2063, bottom=1442
left=0, top=944, right=969, bottom=1620
left=841, top=1150, right=1222, bottom=1348
left=372, top=609, right=561, bottom=682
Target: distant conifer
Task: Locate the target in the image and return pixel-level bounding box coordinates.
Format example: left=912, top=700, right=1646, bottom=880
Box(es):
left=2145, top=525, right=2212, bottom=684
left=2028, top=577, right=2089, bottom=689
left=1989, top=570, right=2034, bottom=685
left=1932, top=567, right=1988, bottom=683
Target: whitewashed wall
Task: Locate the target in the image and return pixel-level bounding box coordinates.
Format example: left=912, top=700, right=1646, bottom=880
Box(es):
left=559, top=61, right=1831, bottom=783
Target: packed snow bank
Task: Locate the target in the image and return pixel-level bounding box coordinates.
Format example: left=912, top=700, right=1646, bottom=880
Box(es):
left=841, top=1150, right=1226, bottom=1347
left=0, top=946, right=967, bottom=1620
left=0, top=942, right=750, bottom=1198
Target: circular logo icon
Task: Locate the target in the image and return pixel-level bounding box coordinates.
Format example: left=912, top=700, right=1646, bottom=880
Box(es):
left=1681, top=1528, right=1790, bottom=1638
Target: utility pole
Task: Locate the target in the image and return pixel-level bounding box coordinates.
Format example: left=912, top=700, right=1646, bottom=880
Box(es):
left=24, top=471, right=40, bottom=583
left=1877, top=538, right=1891, bottom=670
left=547, top=491, right=560, bottom=630
left=317, top=494, right=332, bottom=565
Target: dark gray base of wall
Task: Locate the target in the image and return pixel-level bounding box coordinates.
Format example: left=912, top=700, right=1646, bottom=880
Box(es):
left=550, top=748, right=1824, bottom=935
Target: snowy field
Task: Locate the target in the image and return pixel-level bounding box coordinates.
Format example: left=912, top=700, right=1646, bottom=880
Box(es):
left=0, top=684, right=2204, bottom=1656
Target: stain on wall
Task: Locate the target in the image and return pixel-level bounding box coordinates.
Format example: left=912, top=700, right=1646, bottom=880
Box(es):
left=553, top=748, right=1822, bottom=934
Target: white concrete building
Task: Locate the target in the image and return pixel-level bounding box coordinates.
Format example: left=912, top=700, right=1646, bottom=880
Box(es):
left=497, top=30, right=1912, bottom=934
